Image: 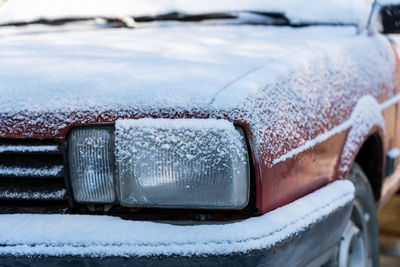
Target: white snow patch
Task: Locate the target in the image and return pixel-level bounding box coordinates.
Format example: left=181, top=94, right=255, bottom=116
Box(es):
left=378, top=0, right=400, bottom=5
left=0, top=165, right=63, bottom=177
left=115, top=119, right=247, bottom=168
left=339, top=95, right=385, bottom=173
left=0, top=145, right=59, bottom=153
left=387, top=147, right=400, bottom=158
left=273, top=122, right=350, bottom=165
left=380, top=93, right=400, bottom=110
left=273, top=94, right=390, bottom=166
left=0, top=189, right=66, bottom=200
left=0, top=180, right=354, bottom=257
left=116, top=117, right=235, bottom=131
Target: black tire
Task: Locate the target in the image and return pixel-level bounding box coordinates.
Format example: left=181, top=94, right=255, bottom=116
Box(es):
left=339, top=163, right=380, bottom=267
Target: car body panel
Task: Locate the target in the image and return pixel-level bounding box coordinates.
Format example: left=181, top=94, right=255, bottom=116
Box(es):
left=0, top=23, right=399, bottom=214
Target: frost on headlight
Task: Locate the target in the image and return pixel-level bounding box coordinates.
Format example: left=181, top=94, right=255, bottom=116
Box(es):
left=115, top=118, right=250, bottom=209
left=68, top=127, right=115, bottom=203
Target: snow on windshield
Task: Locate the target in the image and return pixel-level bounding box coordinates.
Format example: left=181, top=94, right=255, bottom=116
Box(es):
left=0, top=0, right=374, bottom=28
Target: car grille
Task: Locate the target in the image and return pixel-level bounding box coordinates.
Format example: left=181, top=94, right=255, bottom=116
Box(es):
left=0, top=139, right=69, bottom=211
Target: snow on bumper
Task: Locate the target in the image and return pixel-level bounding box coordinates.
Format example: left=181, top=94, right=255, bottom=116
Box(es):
left=0, top=180, right=354, bottom=257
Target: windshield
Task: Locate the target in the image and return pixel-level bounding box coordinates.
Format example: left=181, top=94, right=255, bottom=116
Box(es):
left=0, top=0, right=374, bottom=28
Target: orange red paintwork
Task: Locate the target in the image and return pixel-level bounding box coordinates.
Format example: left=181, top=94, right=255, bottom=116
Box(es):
left=1, top=42, right=400, bottom=217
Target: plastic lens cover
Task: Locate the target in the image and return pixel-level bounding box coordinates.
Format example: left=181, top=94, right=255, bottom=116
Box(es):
left=68, top=127, right=115, bottom=203
left=115, top=119, right=250, bottom=209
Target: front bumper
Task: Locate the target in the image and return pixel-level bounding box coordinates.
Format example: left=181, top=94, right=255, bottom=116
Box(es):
left=0, top=181, right=354, bottom=266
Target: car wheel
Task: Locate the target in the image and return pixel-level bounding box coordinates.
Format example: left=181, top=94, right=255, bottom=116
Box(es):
left=338, top=163, right=379, bottom=267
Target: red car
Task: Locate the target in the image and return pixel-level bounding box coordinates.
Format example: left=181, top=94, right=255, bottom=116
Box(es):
left=0, top=0, right=399, bottom=266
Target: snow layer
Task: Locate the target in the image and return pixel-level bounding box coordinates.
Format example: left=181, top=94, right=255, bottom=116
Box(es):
left=0, top=189, right=66, bottom=200
left=339, top=96, right=385, bottom=174
left=387, top=147, right=400, bottom=158
left=218, top=29, right=396, bottom=167
left=273, top=94, right=392, bottom=169
left=0, top=145, right=59, bottom=153
left=115, top=118, right=247, bottom=174
left=0, top=24, right=396, bottom=168
left=115, top=118, right=249, bottom=208
left=0, top=180, right=354, bottom=257
left=0, top=165, right=63, bottom=177
left=117, top=117, right=236, bottom=130
left=378, top=0, right=400, bottom=4
left=273, top=94, right=395, bottom=167
left=0, top=0, right=374, bottom=28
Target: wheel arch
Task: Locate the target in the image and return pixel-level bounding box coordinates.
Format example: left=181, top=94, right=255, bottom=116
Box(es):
left=353, top=132, right=385, bottom=201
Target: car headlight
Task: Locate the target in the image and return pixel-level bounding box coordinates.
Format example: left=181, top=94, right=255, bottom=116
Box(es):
left=68, top=127, right=115, bottom=203
left=68, top=119, right=250, bottom=210
left=115, top=119, right=250, bottom=209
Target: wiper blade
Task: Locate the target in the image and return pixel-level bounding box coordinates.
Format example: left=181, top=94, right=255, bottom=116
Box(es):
left=134, top=11, right=290, bottom=25
left=134, top=12, right=236, bottom=22
left=0, top=11, right=290, bottom=28
left=0, top=16, right=137, bottom=28
left=247, top=11, right=290, bottom=25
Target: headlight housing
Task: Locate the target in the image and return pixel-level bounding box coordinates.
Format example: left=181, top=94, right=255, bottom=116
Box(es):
left=68, top=127, right=115, bottom=203
left=115, top=119, right=250, bottom=209
left=68, top=119, right=250, bottom=210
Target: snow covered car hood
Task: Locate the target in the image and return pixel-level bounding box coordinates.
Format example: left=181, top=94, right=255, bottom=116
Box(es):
left=0, top=23, right=283, bottom=138
left=0, top=24, right=396, bottom=168
left=0, top=24, right=274, bottom=114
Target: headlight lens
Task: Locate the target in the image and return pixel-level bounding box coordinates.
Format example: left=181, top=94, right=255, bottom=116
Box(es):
left=68, top=127, right=115, bottom=203
left=114, top=119, right=250, bottom=209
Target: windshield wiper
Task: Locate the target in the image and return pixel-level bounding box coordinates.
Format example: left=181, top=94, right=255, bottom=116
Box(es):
left=0, top=16, right=136, bottom=28
left=135, top=12, right=237, bottom=22
left=0, top=11, right=290, bottom=28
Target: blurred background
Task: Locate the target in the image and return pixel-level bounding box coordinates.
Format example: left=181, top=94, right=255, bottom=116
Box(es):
left=379, top=195, right=400, bottom=266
